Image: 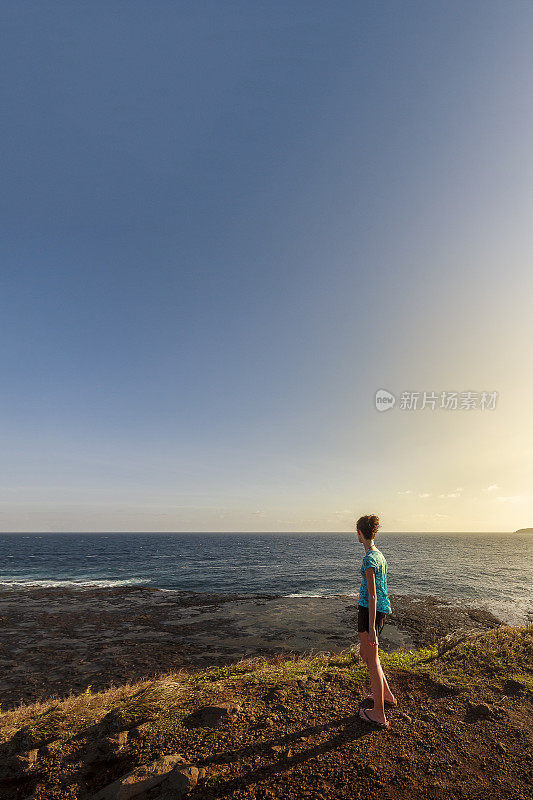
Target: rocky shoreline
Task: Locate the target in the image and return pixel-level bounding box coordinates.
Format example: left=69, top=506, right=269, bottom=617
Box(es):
left=0, top=587, right=502, bottom=709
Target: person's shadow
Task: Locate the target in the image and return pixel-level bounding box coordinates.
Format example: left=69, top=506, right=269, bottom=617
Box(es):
left=191, top=707, right=378, bottom=797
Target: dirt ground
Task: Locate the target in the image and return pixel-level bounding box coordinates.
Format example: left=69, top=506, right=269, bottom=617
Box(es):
left=1, top=628, right=531, bottom=800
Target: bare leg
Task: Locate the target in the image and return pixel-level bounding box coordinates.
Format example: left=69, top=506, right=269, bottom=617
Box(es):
left=367, top=664, right=395, bottom=703
left=379, top=664, right=395, bottom=701
left=359, top=632, right=387, bottom=724
left=360, top=632, right=395, bottom=703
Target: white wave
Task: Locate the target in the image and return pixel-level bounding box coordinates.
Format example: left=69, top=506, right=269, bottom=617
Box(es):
left=0, top=578, right=151, bottom=589
left=282, top=592, right=357, bottom=598
left=460, top=597, right=532, bottom=626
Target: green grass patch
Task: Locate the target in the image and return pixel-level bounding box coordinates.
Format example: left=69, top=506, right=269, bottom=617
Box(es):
left=384, top=625, right=533, bottom=689
left=1, top=625, right=530, bottom=750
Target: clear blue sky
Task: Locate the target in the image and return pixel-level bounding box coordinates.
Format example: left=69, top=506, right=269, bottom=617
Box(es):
left=2, top=1, right=532, bottom=532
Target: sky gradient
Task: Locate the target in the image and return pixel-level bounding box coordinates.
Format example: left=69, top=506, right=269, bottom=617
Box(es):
left=2, top=1, right=532, bottom=532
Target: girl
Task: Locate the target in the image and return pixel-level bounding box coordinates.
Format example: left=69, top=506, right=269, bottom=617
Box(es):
left=356, top=514, right=395, bottom=728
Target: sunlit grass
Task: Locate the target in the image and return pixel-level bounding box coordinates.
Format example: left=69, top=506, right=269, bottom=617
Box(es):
left=1, top=625, right=530, bottom=748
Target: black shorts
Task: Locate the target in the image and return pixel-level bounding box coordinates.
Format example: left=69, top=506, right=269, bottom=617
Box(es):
left=357, top=604, right=386, bottom=636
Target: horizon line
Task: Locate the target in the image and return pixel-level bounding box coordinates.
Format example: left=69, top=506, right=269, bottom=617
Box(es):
left=0, top=529, right=527, bottom=535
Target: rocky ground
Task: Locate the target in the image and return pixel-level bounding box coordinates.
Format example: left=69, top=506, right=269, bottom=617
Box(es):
left=0, top=587, right=502, bottom=708
left=0, top=624, right=531, bottom=800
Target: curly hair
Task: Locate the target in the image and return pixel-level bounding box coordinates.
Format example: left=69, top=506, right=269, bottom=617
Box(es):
left=356, top=514, right=380, bottom=540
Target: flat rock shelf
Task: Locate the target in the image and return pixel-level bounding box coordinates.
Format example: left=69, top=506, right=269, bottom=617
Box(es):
left=0, top=587, right=502, bottom=708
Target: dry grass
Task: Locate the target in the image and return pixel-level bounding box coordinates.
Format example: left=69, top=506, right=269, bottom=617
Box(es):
left=0, top=647, right=353, bottom=747
left=0, top=669, right=190, bottom=743
left=1, top=626, right=531, bottom=748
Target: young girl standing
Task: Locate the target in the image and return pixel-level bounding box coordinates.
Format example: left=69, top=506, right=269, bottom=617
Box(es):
left=356, top=514, right=395, bottom=728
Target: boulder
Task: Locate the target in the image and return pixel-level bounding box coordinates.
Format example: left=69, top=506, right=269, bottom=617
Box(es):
left=7, top=727, right=57, bottom=756
left=159, top=766, right=199, bottom=800
left=126, top=722, right=152, bottom=741
left=100, top=709, right=136, bottom=734
left=432, top=680, right=464, bottom=696
left=502, top=678, right=526, bottom=696
left=85, top=732, right=129, bottom=765
left=0, top=750, right=41, bottom=782
left=465, top=702, right=493, bottom=721
left=182, top=702, right=241, bottom=728
left=0, top=756, right=24, bottom=782
left=264, top=687, right=286, bottom=703
left=91, top=754, right=190, bottom=800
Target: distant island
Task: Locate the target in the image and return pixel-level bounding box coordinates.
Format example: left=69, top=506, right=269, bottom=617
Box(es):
left=516, top=528, right=533, bottom=533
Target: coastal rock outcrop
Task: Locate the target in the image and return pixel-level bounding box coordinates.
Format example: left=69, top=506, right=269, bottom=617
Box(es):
left=0, top=750, right=41, bottom=782
left=100, top=707, right=152, bottom=735
left=182, top=701, right=241, bottom=728
left=84, top=732, right=129, bottom=765
left=158, top=765, right=200, bottom=799
left=465, top=701, right=493, bottom=721
left=264, top=686, right=287, bottom=703
left=91, top=753, right=196, bottom=800
left=502, top=678, right=526, bottom=696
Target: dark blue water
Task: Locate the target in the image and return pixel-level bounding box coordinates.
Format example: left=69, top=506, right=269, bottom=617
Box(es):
left=0, top=532, right=531, bottom=623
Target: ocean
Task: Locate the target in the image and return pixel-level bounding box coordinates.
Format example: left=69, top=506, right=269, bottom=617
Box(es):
left=0, top=532, right=531, bottom=624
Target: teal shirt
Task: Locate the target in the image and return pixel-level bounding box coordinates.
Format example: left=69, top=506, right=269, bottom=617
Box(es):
left=359, top=548, right=392, bottom=614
